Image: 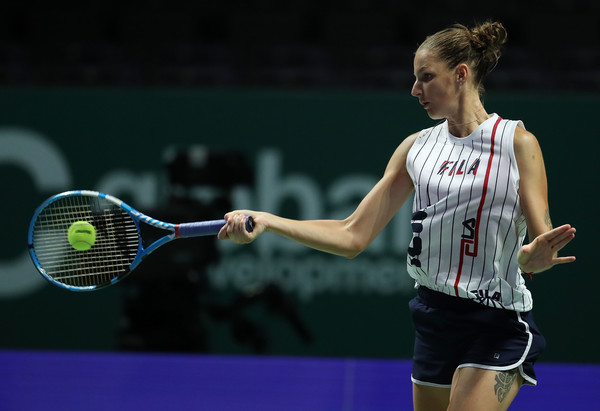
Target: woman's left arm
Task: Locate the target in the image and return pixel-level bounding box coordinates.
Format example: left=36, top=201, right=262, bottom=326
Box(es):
left=514, top=126, right=576, bottom=274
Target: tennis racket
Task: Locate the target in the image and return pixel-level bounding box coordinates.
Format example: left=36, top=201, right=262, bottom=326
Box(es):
left=27, top=190, right=253, bottom=291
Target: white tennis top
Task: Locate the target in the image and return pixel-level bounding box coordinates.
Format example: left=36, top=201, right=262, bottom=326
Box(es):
left=405, top=114, right=532, bottom=312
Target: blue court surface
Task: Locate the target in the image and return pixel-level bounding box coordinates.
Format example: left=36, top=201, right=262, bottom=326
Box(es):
left=0, top=350, right=598, bottom=410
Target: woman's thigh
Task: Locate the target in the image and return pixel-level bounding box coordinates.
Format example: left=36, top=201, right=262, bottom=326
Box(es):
left=412, top=383, right=450, bottom=411
left=448, top=366, right=523, bottom=411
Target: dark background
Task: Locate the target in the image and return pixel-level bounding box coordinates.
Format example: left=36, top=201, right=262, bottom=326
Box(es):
left=0, top=0, right=598, bottom=92
left=0, top=0, right=596, bottom=363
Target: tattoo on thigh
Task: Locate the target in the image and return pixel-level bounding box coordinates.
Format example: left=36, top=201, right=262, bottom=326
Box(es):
left=494, top=370, right=517, bottom=403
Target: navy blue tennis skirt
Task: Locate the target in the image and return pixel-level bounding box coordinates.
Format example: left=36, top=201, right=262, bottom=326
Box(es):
left=409, top=286, right=546, bottom=387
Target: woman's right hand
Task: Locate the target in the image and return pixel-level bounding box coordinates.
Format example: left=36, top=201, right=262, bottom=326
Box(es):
left=218, top=210, right=266, bottom=244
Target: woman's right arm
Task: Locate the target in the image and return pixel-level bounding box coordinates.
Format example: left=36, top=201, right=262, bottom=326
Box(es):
left=217, top=133, right=418, bottom=258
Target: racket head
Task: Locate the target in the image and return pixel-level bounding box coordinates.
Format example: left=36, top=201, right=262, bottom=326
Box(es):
left=28, top=190, right=142, bottom=291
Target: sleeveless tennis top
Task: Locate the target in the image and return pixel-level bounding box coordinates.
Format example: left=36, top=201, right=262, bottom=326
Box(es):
left=405, top=114, right=532, bottom=312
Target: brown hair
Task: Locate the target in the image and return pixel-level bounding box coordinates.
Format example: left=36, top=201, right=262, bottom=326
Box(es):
left=419, top=21, right=507, bottom=97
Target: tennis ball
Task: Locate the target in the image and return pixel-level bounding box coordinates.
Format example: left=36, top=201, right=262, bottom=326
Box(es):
left=68, top=221, right=97, bottom=251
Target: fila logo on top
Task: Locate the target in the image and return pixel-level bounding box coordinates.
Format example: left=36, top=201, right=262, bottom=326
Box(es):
left=470, top=289, right=503, bottom=308
left=438, top=159, right=480, bottom=176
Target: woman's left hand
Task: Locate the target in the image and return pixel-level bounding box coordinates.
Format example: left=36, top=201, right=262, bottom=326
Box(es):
left=517, top=224, right=576, bottom=274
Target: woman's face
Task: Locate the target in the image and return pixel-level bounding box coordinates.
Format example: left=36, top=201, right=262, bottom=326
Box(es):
left=411, top=48, right=458, bottom=120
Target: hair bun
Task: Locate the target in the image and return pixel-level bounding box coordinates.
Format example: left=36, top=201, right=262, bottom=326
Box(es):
left=469, top=21, right=507, bottom=65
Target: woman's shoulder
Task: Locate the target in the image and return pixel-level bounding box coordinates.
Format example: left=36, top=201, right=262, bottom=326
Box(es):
left=513, top=124, right=538, bottom=148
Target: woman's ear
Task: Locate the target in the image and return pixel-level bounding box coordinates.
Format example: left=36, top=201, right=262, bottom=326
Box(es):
left=456, top=63, right=469, bottom=85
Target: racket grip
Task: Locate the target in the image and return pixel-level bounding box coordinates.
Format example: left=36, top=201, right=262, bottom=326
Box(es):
left=176, top=216, right=254, bottom=238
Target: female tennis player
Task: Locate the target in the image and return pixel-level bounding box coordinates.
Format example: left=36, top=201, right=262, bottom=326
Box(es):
left=218, top=21, right=576, bottom=411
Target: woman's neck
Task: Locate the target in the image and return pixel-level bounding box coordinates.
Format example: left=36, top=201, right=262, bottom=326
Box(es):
left=446, top=101, right=490, bottom=137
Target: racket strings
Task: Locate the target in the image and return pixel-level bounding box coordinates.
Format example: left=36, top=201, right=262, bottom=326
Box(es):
left=32, top=195, right=140, bottom=288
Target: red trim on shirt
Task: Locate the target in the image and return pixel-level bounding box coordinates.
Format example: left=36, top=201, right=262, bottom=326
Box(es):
left=454, top=116, right=503, bottom=296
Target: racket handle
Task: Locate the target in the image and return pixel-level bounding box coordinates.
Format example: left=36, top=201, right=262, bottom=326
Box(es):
left=176, top=216, right=254, bottom=238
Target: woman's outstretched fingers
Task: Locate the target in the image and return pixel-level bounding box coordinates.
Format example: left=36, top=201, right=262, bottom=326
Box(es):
left=548, top=224, right=576, bottom=251
left=552, top=255, right=577, bottom=265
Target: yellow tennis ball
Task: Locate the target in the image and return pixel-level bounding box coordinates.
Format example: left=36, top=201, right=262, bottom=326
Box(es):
left=68, top=221, right=97, bottom=251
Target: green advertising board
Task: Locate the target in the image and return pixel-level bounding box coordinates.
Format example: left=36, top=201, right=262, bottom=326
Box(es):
left=0, top=88, right=595, bottom=362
